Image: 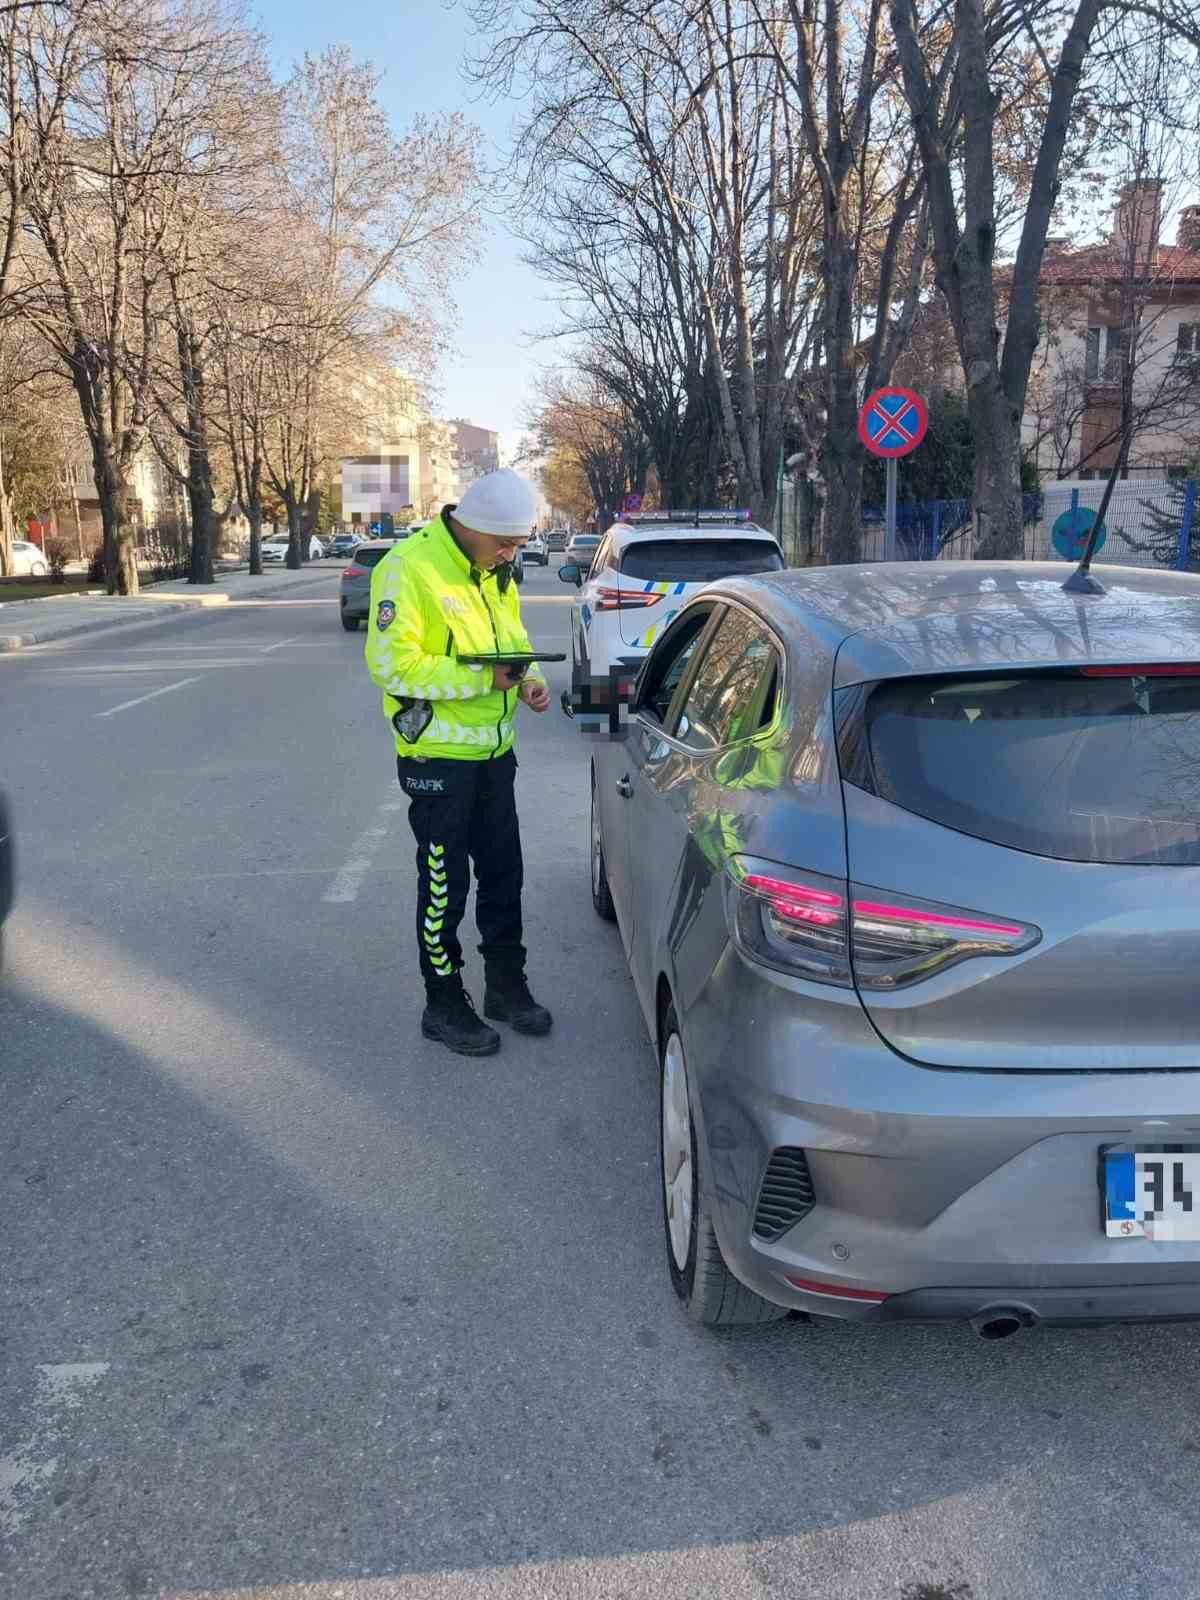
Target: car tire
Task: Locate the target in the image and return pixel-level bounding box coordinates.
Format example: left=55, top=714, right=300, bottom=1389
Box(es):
left=660, top=1002, right=786, bottom=1328
left=340, top=612, right=359, bottom=632
left=590, top=766, right=617, bottom=923
left=31, top=561, right=47, bottom=576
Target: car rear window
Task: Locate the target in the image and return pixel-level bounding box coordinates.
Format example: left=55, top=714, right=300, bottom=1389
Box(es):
left=858, top=670, right=1200, bottom=865
left=620, top=539, right=783, bottom=582
left=352, top=547, right=390, bottom=567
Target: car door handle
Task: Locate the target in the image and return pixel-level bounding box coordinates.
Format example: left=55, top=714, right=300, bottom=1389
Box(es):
left=616, top=774, right=634, bottom=799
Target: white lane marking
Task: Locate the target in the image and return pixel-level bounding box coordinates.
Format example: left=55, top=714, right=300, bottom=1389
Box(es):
left=94, top=676, right=201, bottom=717
left=260, top=635, right=300, bottom=653
left=0, top=1362, right=109, bottom=1536
left=323, top=800, right=401, bottom=903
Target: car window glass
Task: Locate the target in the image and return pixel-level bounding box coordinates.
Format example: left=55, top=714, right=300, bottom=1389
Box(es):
left=862, top=670, right=1200, bottom=865
left=675, top=611, right=778, bottom=750
left=638, top=608, right=714, bottom=725
left=620, top=539, right=784, bottom=582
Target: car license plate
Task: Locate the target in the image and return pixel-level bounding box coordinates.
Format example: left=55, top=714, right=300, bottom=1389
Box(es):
left=1102, top=1145, right=1200, bottom=1239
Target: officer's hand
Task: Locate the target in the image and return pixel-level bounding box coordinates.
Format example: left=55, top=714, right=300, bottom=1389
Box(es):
left=492, top=664, right=524, bottom=690
left=520, top=678, right=550, bottom=713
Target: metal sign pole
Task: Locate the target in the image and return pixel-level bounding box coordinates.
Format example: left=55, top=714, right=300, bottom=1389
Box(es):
left=884, top=456, right=898, bottom=561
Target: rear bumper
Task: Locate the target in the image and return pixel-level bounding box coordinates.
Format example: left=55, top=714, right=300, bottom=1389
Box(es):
left=683, top=947, right=1200, bottom=1324
left=874, top=1280, right=1200, bottom=1326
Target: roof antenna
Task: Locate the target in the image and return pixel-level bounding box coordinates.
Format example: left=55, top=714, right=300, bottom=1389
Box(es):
left=1062, top=454, right=1124, bottom=596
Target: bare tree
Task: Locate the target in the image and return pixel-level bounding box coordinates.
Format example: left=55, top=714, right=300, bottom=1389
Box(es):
left=259, top=46, right=481, bottom=568
left=888, top=0, right=1200, bottom=555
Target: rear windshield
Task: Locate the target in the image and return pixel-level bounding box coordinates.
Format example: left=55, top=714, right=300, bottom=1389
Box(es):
left=620, top=538, right=784, bottom=583
left=353, top=547, right=390, bottom=567
left=861, top=671, right=1200, bottom=865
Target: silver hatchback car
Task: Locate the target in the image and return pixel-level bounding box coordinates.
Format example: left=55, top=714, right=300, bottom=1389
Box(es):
left=591, top=561, right=1200, bottom=1336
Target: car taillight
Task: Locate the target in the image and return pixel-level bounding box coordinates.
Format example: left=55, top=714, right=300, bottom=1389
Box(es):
left=729, top=858, right=1040, bottom=989
left=343, top=564, right=367, bottom=577
left=593, top=586, right=663, bottom=612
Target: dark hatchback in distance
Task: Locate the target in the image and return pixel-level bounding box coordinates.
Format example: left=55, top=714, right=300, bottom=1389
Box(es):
left=339, top=541, right=395, bottom=631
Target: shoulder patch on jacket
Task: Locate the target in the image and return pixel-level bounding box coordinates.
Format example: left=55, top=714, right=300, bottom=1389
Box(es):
left=376, top=600, right=396, bottom=630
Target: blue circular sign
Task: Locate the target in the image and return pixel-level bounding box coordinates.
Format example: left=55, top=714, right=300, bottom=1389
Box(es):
left=1052, top=506, right=1107, bottom=560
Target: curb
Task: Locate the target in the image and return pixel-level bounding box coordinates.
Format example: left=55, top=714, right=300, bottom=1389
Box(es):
left=0, top=571, right=334, bottom=651
left=0, top=599, right=202, bottom=652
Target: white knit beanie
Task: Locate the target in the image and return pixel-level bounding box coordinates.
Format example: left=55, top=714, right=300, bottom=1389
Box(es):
left=454, top=468, right=538, bottom=537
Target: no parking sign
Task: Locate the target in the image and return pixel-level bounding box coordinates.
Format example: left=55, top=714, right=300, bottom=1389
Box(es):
left=858, top=387, right=928, bottom=459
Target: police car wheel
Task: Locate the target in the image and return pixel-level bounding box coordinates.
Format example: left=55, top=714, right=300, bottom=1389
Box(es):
left=340, top=612, right=359, bottom=632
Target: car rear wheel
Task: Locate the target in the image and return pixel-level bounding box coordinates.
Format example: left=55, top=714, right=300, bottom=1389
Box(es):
left=660, top=1003, right=785, bottom=1327
left=590, top=768, right=616, bottom=922
left=340, top=611, right=359, bottom=632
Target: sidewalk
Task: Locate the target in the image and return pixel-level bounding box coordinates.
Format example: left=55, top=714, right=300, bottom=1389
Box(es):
left=0, top=562, right=337, bottom=652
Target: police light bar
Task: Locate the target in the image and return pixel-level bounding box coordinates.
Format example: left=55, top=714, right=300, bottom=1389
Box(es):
left=623, top=508, right=753, bottom=524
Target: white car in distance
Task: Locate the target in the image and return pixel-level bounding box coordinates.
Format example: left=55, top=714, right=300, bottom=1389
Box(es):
left=261, top=532, right=324, bottom=563
left=6, top=539, right=49, bottom=576
left=560, top=510, right=785, bottom=705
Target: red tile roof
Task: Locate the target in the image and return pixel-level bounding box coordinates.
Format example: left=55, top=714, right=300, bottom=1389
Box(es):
left=1037, top=242, right=1200, bottom=289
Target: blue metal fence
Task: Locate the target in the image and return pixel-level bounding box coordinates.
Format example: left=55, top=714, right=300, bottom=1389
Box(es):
left=857, top=479, right=1199, bottom=570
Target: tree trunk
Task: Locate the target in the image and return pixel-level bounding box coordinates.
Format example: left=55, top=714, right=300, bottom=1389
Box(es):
left=822, top=232, right=864, bottom=563
left=247, top=503, right=264, bottom=576
left=180, top=323, right=217, bottom=585
left=93, top=444, right=139, bottom=596
left=186, top=470, right=216, bottom=585
left=284, top=490, right=302, bottom=569
left=968, top=380, right=1024, bottom=558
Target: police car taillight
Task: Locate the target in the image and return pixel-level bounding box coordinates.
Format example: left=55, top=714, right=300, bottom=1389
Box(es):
left=593, top=586, right=663, bottom=612
left=343, top=564, right=367, bottom=578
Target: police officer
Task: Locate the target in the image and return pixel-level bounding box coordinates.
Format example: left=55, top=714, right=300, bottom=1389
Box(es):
left=365, top=469, right=552, bottom=1057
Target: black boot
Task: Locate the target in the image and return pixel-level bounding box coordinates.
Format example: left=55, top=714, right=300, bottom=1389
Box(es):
left=483, top=967, right=553, bottom=1036
left=421, top=974, right=501, bottom=1057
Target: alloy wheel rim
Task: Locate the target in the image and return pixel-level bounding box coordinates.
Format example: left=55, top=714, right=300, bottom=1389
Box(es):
left=662, top=1031, right=693, bottom=1272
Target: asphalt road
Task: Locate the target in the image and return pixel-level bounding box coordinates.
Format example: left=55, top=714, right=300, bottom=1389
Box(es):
left=3, top=561, right=1199, bottom=1600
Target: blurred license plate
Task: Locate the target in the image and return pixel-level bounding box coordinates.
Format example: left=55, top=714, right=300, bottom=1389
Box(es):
left=1103, top=1145, right=1200, bottom=1239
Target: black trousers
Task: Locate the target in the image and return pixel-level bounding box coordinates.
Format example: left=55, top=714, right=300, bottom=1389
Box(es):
left=398, top=752, right=525, bottom=989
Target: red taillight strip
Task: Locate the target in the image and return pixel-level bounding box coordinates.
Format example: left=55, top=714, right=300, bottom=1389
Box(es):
left=594, top=586, right=662, bottom=606
left=745, top=873, right=842, bottom=907
left=343, top=565, right=366, bottom=577
left=784, top=1274, right=891, bottom=1303
left=745, top=873, right=845, bottom=927
left=1080, top=664, right=1200, bottom=676
left=851, top=899, right=1024, bottom=938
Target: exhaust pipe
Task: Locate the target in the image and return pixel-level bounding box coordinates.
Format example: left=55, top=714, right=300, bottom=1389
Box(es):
left=970, top=1307, right=1028, bottom=1341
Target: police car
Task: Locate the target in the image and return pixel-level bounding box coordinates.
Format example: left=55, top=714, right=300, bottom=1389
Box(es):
left=559, top=510, right=784, bottom=704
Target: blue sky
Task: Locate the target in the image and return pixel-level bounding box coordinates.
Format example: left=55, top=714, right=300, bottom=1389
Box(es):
left=251, top=0, right=548, bottom=458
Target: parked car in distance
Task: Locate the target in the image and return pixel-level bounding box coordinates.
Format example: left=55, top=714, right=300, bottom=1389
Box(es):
left=590, top=559, right=1200, bottom=1335
left=561, top=511, right=783, bottom=703
left=339, top=541, right=396, bottom=631
left=262, top=532, right=325, bottom=563
left=0, top=787, right=12, bottom=973
left=326, top=532, right=361, bottom=561
left=524, top=532, right=549, bottom=566
left=564, top=532, right=602, bottom=569
left=5, top=539, right=48, bottom=577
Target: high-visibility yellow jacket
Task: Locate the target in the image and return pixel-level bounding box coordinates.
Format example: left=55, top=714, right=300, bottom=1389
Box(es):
left=364, top=513, right=541, bottom=761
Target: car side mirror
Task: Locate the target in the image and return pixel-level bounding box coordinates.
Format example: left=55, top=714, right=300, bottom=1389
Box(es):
left=559, top=562, right=581, bottom=586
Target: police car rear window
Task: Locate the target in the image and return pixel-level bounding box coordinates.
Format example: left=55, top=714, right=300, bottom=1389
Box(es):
left=620, top=539, right=783, bottom=582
